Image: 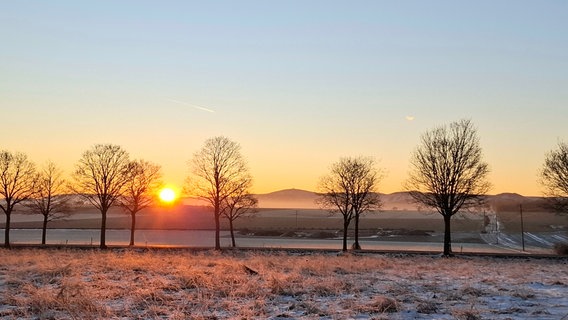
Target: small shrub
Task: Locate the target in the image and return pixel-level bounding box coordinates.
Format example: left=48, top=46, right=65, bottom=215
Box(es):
left=452, top=308, right=481, bottom=320
left=416, top=301, right=438, bottom=314
left=512, top=289, right=535, bottom=300
left=461, top=286, right=486, bottom=297
left=553, top=242, right=568, bottom=255
left=355, top=296, right=400, bottom=313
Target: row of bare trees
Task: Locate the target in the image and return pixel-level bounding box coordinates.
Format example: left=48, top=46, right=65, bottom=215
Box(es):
left=0, top=145, right=164, bottom=248
left=72, top=145, right=165, bottom=248
left=318, top=157, right=382, bottom=251
left=189, top=136, right=258, bottom=250
left=0, top=140, right=258, bottom=250
left=317, top=119, right=567, bottom=256
left=2, top=119, right=567, bottom=254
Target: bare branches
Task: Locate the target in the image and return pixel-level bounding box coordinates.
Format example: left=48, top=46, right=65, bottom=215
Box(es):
left=406, top=119, right=490, bottom=216
left=189, top=136, right=253, bottom=250
left=406, top=119, right=490, bottom=256
left=0, top=150, right=37, bottom=247
left=221, top=180, right=257, bottom=222
left=121, top=160, right=162, bottom=215
left=25, top=161, right=71, bottom=245
left=28, top=161, right=70, bottom=219
left=70, top=144, right=131, bottom=248
left=190, top=137, right=249, bottom=207
left=319, top=157, right=381, bottom=214
left=120, top=159, right=162, bottom=246
left=540, top=141, right=568, bottom=214
left=222, top=181, right=258, bottom=247
left=0, top=151, right=37, bottom=211
left=318, top=156, right=382, bottom=251
left=71, top=144, right=130, bottom=211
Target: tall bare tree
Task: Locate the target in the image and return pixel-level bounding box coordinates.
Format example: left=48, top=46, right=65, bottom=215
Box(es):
left=406, top=119, right=490, bottom=256
left=71, top=144, right=130, bottom=249
left=318, top=157, right=382, bottom=251
left=0, top=151, right=37, bottom=248
left=222, top=185, right=258, bottom=247
left=25, top=161, right=71, bottom=245
left=540, top=141, right=568, bottom=214
left=189, top=136, right=252, bottom=250
left=120, top=159, right=162, bottom=246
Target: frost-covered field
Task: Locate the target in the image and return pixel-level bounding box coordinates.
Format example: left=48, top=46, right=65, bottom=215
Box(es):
left=0, top=249, right=566, bottom=319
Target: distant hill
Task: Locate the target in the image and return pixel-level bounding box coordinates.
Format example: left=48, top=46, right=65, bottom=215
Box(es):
left=255, top=189, right=320, bottom=209
left=256, top=189, right=423, bottom=210
left=488, top=193, right=547, bottom=212
left=256, top=189, right=550, bottom=212
left=181, top=189, right=550, bottom=212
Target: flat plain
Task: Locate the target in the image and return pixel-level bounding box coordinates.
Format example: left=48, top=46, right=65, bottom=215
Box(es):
left=0, top=249, right=566, bottom=319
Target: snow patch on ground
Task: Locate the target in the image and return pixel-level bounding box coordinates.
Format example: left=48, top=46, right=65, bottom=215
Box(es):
left=0, top=249, right=566, bottom=319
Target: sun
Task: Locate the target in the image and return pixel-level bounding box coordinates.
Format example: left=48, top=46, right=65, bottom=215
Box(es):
left=159, top=188, right=177, bottom=203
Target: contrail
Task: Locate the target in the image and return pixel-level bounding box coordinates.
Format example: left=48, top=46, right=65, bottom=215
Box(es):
left=167, top=98, right=215, bottom=113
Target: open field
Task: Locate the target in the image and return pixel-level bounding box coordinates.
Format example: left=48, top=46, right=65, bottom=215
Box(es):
left=3, top=205, right=565, bottom=252
left=5, top=205, right=565, bottom=233
left=0, top=249, right=566, bottom=319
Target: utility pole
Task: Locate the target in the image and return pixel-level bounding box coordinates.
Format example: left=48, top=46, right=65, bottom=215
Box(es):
left=495, top=211, right=499, bottom=245
left=520, top=204, right=525, bottom=251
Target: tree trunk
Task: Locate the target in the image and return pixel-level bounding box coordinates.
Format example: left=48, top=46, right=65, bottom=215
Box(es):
left=353, top=213, right=361, bottom=250
left=100, top=208, right=107, bottom=249
left=129, top=213, right=136, bottom=246
left=4, top=211, right=11, bottom=248
left=342, top=219, right=349, bottom=251
left=229, top=219, right=236, bottom=248
left=42, top=214, right=48, bottom=245
left=443, top=214, right=453, bottom=256
left=214, top=206, right=221, bottom=250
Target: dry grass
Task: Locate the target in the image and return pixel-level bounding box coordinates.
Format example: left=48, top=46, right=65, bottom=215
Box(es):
left=0, top=249, right=567, bottom=319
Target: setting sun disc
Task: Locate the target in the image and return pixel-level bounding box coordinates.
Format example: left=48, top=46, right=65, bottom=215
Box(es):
left=159, top=188, right=177, bottom=203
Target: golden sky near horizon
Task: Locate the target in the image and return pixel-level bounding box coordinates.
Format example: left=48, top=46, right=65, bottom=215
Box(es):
left=2, top=2, right=567, bottom=197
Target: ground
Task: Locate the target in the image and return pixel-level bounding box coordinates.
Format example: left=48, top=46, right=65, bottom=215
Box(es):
left=0, top=249, right=566, bottom=319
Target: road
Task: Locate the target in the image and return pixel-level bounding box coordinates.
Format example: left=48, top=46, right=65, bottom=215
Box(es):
left=0, top=228, right=545, bottom=254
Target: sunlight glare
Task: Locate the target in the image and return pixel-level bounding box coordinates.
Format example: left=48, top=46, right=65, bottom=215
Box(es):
left=159, top=188, right=177, bottom=203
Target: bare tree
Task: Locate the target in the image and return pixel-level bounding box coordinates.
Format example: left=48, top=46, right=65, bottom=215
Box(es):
left=221, top=184, right=258, bottom=247
left=540, top=141, right=568, bottom=214
left=189, top=136, right=252, bottom=250
left=318, top=157, right=382, bottom=251
left=406, top=119, right=490, bottom=256
left=0, top=151, right=37, bottom=248
left=120, top=159, right=162, bottom=246
left=71, top=144, right=130, bottom=249
left=25, top=161, right=71, bottom=245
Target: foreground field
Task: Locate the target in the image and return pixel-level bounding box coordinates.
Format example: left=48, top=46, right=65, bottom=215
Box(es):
left=0, top=249, right=566, bottom=319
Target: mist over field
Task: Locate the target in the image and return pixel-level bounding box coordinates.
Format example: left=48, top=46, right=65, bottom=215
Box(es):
left=2, top=189, right=566, bottom=254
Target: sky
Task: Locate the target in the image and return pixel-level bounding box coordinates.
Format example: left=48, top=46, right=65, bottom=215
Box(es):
left=1, top=1, right=567, bottom=196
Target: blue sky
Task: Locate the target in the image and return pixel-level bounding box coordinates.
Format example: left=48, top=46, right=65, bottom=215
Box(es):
left=1, top=1, right=567, bottom=195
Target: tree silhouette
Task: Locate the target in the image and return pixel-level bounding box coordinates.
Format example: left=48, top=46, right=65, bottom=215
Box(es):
left=71, top=144, right=130, bottom=249
left=318, top=156, right=382, bottom=251
left=540, top=141, right=568, bottom=214
left=25, top=161, right=71, bottom=245
left=120, top=159, right=162, bottom=246
left=222, top=186, right=258, bottom=247
left=0, top=151, right=37, bottom=248
left=406, top=119, right=490, bottom=256
left=189, top=136, right=252, bottom=250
